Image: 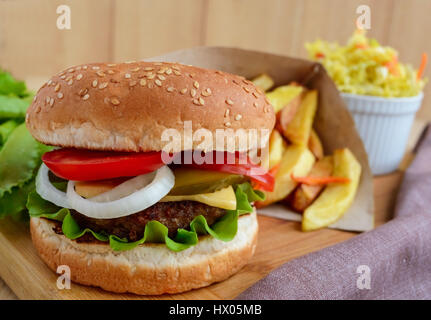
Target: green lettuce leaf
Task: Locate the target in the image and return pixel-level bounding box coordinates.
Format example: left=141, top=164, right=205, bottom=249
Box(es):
left=0, top=119, right=19, bottom=146
left=26, top=182, right=262, bottom=252
left=27, top=191, right=68, bottom=221
left=0, top=180, right=34, bottom=220
left=0, top=69, right=27, bottom=97
left=0, top=95, right=32, bottom=119
left=0, top=123, right=50, bottom=198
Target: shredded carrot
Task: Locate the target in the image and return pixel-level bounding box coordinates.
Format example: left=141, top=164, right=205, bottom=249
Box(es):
left=291, top=173, right=350, bottom=186
left=355, top=43, right=368, bottom=50
left=417, top=52, right=428, bottom=81
left=384, top=55, right=399, bottom=76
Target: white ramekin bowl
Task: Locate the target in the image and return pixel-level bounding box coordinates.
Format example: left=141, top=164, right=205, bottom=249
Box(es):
left=341, top=92, right=424, bottom=175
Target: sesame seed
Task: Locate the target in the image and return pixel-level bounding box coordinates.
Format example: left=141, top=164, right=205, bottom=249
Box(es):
left=147, top=82, right=154, bottom=89
left=67, top=79, right=73, bottom=85
left=172, top=65, right=180, bottom=71
left=49, top=97, right=55, bottom=107
left=45, top=97, right=50, bottom=104
left=92, top=80, right=98, bottom=88
left=55, top=84, right=61, bottom=92
left=35, top=105, right=41, bottom=113
left=144, top=67, right=154, bottom=71
left=174, top=70, right=181, bottom=76
left=107, top=63, right=116, bottom=67
left=252, top=92, right=259, bottom=98
left=225, top=122, right=231, bottom=127
left=232, top=79, right=240, bottom=85
left=81, top=93, right=89, bottom=100
left=188, top=73, right=195, bottom=78
left=76, top=74, right=83, bottom=80
left=47, top=79, right=53, bottom=86
left=190, top=89, right=197, bottom=97
left=125, top=73, right=131, bottom=79
left=157, top=68, right=167, bottom=74
left=60, top=75, right=66, bottom=79
left=82, top=65, right=88, bottom=70
left=111, top=97, right=120, bottom=105
left=253, top=102, right=258, bottom=108
left=192, top=99, right=200, bottom=105
left=215, top=70, right=223, bottom=75
left=157, top=74, right=166, bottom=80
left=201, top=88, right=212, bottom=96
left=76, top=66, right=82, bottom=70
left=125, top=60, right=136, bottom=64
left=165, top=68, right=172, bottom=75
left=96, top=71, right=105, bottom=77
left=235, top=114, right=242, bottom=121
left=139, top=79, right=147, bottom=86
left=79, top=88, right=88, bottom=96
left=242, top=79, right=249, bottom=85
left=41, top=83, right=47, bottom=89
left=92, top=66, right=100, bottom=70
left=57, top=92, right=64, bottom=99
left=225, top=109, right=230, bottom=117
left=131, top=67, right=140, bottom=72
left=155, top=79, right=162, bottom=87
left=180, top=88, right=187, bottom=94
left=167, top=87, right=175, bottom=92
left=99, top=82, right=108, bottom=89
left=154, top=62, right=162, bottom=66
left=107, top=70, right=115, bottom=75
left=199, top=97, right=205, bottom=105
left=68, top=69, right=74, bottom=73
left=193, top=81, right=199, bottom=89
left=226, top=99, right=234, bottom=105
left=243, top=87, right=250, bottom=93
left=265, top=97, right=270, bottom=104
left=147, top=73, right=155, bottom=80
left=264, top=106, right=271, bottom=113
left=129, top=80, right=137, bottom=87
left=33, top=96, right=37, bottom=102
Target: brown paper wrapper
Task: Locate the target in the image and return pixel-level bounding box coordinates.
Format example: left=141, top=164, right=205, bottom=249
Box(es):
left=150, top=47, right=374, bottom=232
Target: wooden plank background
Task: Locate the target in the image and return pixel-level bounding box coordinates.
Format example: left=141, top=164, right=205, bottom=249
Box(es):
left=0, top=0, right=429, bottom=120
left=0, top=0, right=430, bottom=120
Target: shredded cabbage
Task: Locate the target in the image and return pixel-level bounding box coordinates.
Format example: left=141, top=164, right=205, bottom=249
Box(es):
left=305, top=30, right=426, bottom=97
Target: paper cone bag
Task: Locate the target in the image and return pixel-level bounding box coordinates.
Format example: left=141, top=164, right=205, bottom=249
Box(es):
left=149, top=47, right=374, bottom=232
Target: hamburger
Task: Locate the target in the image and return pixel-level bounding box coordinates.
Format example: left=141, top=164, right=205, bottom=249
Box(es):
left=25, top=61, right=276, bottom=295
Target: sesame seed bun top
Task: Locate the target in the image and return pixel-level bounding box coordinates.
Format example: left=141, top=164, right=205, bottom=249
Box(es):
left=25, top=61, right=275, bottom=152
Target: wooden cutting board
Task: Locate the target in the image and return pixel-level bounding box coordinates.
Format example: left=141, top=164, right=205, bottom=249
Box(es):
left=0, top=172, right=402, bottom=300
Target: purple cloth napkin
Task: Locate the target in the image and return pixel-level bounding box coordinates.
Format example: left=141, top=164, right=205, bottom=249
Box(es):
left=236, top=126, right=431, bottom=300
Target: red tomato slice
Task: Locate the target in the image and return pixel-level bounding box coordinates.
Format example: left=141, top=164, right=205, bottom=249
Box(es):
left=42, top=148, right=165, bottom=181
left=182, top=151, right=275, bottom=192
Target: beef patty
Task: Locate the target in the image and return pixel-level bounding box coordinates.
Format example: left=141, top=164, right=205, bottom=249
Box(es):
left=69, top=201, right=227, bottom=242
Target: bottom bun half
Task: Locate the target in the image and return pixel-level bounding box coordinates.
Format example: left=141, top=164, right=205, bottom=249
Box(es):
left=30, top=210, right=258, bottom=295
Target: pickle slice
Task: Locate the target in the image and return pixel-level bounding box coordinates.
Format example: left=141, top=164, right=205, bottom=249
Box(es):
left=169, top=168, right=246, bottom=195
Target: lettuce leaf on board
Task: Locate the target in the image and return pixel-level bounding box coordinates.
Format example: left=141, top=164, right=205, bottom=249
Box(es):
left=0, top=119, right=19, bottom=146
left=0, top=95, right=33, bottom=119
left=0, top=124, right=48, bottom=198
left=26, top=182, right=264, bottom=252
left=0, top=69, right=27, bottom=97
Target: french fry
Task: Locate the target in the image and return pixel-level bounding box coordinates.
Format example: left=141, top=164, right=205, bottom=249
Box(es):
left=302, top=148, right=361, bottom=231
left=266, top=85, right=303, bottom=113
left=251, top=73, right=275, bottom=92
left=290, top=156, right=333, bottom=212
left=267, top=129, right=288, bottom=170
left=308, top=129, right=324, bottom=160
left=281, top=90, right=318, bottom=145
left=256, top=145, right=315, bottom=208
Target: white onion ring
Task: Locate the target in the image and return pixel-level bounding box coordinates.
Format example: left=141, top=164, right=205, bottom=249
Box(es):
left=89, top=173, right=156, bottom=203
left=66, top=165, right=175, bottom=219
left=36, top=164, right=71, bottom=209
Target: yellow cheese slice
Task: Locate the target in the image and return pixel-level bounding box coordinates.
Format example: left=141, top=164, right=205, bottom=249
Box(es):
left=160, top=186, right=237, bottom=210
